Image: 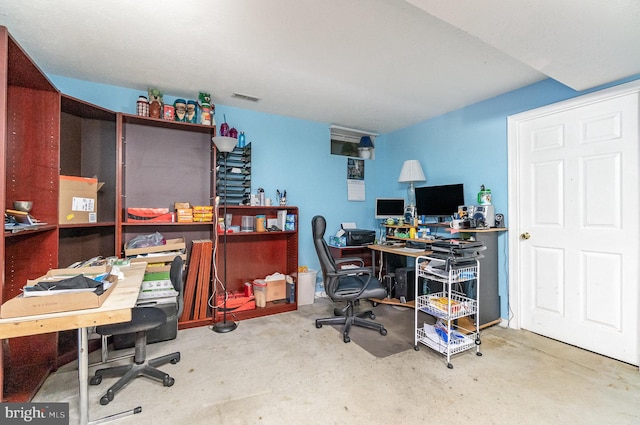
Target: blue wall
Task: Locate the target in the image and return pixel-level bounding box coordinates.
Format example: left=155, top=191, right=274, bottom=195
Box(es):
left=51, top=73, right=640, bottom=318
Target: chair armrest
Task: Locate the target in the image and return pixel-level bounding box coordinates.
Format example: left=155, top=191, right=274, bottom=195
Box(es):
left=333, top=267, right=372, bottom=276
left=326, top=267, right=376, bottom=298
left=335, top=257, right=365, bottom=268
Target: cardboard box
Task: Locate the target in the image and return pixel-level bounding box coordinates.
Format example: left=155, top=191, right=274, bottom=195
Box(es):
left=176, top=208, right=193, bottom=223
left=259, top=278, right=286, bottom=302
left=124, top=237, right=186, bottom=257
left=59, top=175, right=104, bottom=224
left=192, top=205, right=213, bottom=213
left=0, top=265, right=117, bottom=318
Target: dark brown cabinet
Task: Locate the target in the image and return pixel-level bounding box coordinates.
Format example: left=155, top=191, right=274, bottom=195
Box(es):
left=116, top=115, right=299, bottom=329
left=211, top=205, right=299, bottom=324
left=1, top=26, right=60, bottom=401
left=0, top=26, right=299, bottom=400
left=56, top=95, right=119, bottom=367
left=116, top=113, right=217, bottom=259
left=59, top=95, right=118, bottom=267
left=1, top=28, right=119, bottom=401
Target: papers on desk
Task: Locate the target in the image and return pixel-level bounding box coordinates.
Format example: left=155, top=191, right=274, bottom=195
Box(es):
left=423, top=259, right=448, bottom=278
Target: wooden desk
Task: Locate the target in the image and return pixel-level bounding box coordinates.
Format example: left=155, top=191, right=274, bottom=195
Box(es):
left=0, top=262, right=146, bottom=425
left=368, top=244, right=431, bottom=307
left=369, top=243, right=431, bottom=278
left=369, top=237, right=504, bottom=329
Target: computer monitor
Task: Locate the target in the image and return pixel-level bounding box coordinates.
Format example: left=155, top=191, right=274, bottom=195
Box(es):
left=415, top=184, right=464, bottom=219
left=375, top=198, right=405, bottom=219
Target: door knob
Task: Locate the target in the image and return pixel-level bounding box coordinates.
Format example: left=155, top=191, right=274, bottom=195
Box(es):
left=521, top=232, right=531, bottom=240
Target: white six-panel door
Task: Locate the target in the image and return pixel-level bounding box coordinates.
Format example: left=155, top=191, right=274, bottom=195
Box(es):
left=508, top=82, right=640, bottom=365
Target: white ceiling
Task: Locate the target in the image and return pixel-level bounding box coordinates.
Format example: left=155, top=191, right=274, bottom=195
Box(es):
left=1, top=0, right=639, bottom=134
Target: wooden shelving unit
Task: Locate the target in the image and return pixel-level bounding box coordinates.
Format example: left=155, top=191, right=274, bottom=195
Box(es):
left=1, top=27, right=300, bottom=400
left=1, top=26, right=60, bottom=402
left=211, top=205, right=298, bottom=324
left=117, top=115, right=298, bottom=329
left=116, top=112, right=217, bottom=258
left=59, top=94, right=118, bottom=267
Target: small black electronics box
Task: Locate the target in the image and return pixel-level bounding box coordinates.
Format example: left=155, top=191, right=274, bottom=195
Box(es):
left=344, top=229, right=375, bottom=246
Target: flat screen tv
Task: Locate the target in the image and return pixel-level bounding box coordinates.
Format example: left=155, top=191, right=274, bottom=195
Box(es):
left=375, top=198, right=405, bottom=219
left=415, top=184, right=464, bottom=219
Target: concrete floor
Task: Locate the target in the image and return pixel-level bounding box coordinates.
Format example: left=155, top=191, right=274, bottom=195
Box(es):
left=34, top=299, right=640, bottom=425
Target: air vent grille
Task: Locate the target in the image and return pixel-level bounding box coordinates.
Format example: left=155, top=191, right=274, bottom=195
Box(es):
left=232, top=92, right=261, bottom=102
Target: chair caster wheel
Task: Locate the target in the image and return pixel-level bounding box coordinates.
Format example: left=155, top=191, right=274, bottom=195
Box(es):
left=343, top=334, right=351, bottom=343
left=369, top=313, right=376, bottom=320
left=170, top=354, right=181, bottom=364
left=447, top=363, right=453, bottom=369
left=90, top=376, right=102, bottom=385
left=380, top=328, right=387, bottom=336
left=163, top=376, right=175, bottom=387
left=414, top=345, right=420, bottom=351
left=315, top=322, right=322, bottom=329
left=476, top=352, right=483, bottom=357
left=100, top=395, right=110, bottom=406
left=372, top=302, right=378, bottom=307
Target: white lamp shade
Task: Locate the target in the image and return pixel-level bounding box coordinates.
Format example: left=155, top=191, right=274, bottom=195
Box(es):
left=398, top=160, right=426, bottom=183
left=212, top=136, right=237, bottom=153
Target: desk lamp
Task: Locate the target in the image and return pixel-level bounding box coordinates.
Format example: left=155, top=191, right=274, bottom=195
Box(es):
left=398, top=159, right=426, bottom=208
left=212, top=136, right=238, bottom=333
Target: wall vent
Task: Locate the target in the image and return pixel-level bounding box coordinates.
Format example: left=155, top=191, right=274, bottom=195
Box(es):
left=232, top=92, right=261, bottom=102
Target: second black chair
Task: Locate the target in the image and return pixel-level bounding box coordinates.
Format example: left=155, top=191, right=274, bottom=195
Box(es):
left=312, top=215, right=387, bottom=343
left=90, top=256, right=184, bottom=405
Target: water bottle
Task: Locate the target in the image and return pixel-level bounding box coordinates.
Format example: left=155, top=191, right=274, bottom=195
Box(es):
left=238, top=132, right=246, bottom=148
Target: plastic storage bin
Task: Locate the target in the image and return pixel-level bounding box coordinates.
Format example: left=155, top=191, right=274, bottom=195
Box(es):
left=297, top=270, right=317, bottom=305
left=253, top=280, right=267, bottom=307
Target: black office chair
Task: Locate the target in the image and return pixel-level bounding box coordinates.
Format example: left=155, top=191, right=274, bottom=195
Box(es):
left=312, top=215, right=387, bottom=343
left=90, top=256, right=184, bottom=405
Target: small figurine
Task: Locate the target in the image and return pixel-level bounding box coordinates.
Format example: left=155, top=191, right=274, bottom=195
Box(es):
left=147, top=88, right=163, bottom=119
left=174, top=99, right=187, bottom=122
left=200, top=103, right=212, bottom=125
left=186, top=100, right=198, bottom=123
left=136, top=95, right=149, bottom=117
left=199, top=92, right=213, bottom=125
left=198, top=92, right=211, bottom=105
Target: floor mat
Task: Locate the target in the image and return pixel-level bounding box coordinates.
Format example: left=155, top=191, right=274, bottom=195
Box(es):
left=329, top=303, right=434, bottom=358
